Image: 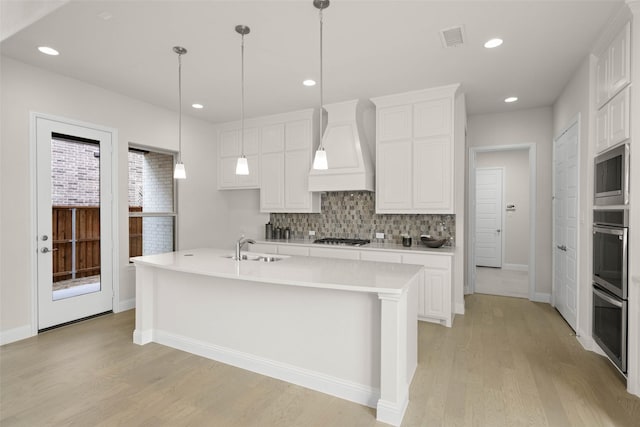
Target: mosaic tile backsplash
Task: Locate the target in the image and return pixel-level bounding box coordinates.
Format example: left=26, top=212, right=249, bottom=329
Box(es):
left=270, top=192, right=455, bottom=246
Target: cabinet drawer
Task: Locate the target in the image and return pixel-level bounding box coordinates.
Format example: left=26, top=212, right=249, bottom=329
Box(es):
left=402, top=253, right=451, bottom=269
left=309, top=247, right=360, bottom=260
left=278, top=245, right=310, bottom=256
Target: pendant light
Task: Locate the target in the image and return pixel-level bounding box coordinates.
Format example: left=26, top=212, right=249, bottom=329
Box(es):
left=173, top=46, right=187, bottom=180
left=312, top=0, right=329, bottom=170
left=235, top=25, right=251, bottom=176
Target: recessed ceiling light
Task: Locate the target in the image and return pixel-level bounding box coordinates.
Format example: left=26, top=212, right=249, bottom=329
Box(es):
left=38, top=46, right=59, bottom=56
left=192, top=103, right=204, bottom=109
left=303, top=79, right=316, bottom=87
left=504, top=96, right=518, bottom=103
left=484, top=38, right=503, bottom=49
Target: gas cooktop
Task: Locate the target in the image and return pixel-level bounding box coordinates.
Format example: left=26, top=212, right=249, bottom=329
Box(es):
left=313, top=238, right=370, bottom=247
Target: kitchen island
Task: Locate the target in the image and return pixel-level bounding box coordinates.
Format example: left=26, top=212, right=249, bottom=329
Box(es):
left=131, top=248, right=423, bottom=426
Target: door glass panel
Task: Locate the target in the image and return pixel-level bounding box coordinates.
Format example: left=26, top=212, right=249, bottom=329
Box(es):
left=51, top=134, right=101, bottom=301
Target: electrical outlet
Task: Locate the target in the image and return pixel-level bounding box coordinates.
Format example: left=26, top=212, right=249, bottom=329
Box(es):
left=309, top=230, right=316, bottom=236
left=375, top=232, right=384, bottom=239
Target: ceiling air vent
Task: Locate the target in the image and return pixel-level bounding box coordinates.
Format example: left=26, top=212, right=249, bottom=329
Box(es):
left=440, top=25, right=465, bottom=48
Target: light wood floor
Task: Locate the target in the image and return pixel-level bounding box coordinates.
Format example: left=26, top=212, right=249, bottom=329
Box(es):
left=2, top=294, right=639, bottom=426
left=475, top=267, right=529, bottom=299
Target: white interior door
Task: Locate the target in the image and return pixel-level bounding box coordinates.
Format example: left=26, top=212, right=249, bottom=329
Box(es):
left=36, top=116, right=113, bottom=330
left=475, top=168, right=503, bottom=268
left=553, top=121, right=579, bottom=331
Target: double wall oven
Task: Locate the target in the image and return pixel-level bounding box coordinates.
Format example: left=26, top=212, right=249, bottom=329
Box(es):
left=592, top=209, right=629, bottom=373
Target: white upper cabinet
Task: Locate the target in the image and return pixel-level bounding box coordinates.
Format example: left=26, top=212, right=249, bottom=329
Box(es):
left=608, top=22, right=631, bottom=98
left=216, top=109, right=321, bottom=213
left=259, top=110, right=321, bottom=213
left=596, top=22, right=631, bottom=109
left=596, top=85, right=631, bottom=154
left=371, top=84, right=462, bottom=214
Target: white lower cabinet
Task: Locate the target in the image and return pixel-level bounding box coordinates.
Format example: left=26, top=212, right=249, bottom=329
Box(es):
left=402, top=253, right=453, bottom=327
left=250, top=242, right=454, bottom=327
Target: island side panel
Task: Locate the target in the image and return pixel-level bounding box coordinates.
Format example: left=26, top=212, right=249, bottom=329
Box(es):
left=376, top=271, right=420, bottom=427
left=149, top=268, right=382, bottom=406
left=133, top=265, right=156, bottom=344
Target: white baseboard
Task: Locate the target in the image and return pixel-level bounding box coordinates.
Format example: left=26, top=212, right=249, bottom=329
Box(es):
left=154, top=329, right=379, bottom=408
left=377, top=396, right=409, bottom=427
left=118, top=298, right=135, bottom=312
left=531, top=292, right=551, bottom=303
left=0, top=324, right=34, bottom=346
left=503, top=263, right=528, bottom=272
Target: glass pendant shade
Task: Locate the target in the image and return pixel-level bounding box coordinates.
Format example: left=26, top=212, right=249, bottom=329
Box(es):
left=173, top=162, right=187, bottom=179
left=312, top=148, right=328, bottom=170
left=235, top=156, right=249, bottom=175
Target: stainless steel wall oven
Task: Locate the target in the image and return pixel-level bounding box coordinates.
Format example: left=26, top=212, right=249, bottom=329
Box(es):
left=592, top=209, right=628, bottom=373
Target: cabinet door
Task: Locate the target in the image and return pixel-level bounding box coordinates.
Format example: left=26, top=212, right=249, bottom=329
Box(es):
left=595, top=55, right=609, bottom=108
left=423, top=267, right=448, bottom=320
left=378, top=105, right=411, bottom=141
left=609, top=87, right=630, bottom=146
left=376, top=139, right=412, bottom=212
left=608, top=23, right=631, bottom=97
left=414, top=98, right=451, bottom=137
left=284, top=149, right=312, bottom=211
left=413, top=136, right=453, bottom=212
left=595, top=106, right=609, bottom=154
left=220, top=129, right=240, bottom=157
left=260, top=152, right=284, bottom=212
left=262, top=124, right=285, bottom=153
left=286, top=119, right=311, bottom=151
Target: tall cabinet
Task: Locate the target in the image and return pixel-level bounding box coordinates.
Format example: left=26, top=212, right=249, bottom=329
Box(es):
left=371, top=84, right=463, bottom=214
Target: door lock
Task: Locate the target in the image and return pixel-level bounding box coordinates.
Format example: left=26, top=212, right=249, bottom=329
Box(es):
left=42, top=235, right=48, bottom=241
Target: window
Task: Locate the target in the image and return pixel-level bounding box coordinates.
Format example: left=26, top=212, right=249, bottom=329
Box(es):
left=128, top=147, right=177, bottom=258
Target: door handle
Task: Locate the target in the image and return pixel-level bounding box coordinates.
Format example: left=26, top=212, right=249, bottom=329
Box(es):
left=41, top=247, right=59, bottom=253
left=556, top=245, right=567, bottom=251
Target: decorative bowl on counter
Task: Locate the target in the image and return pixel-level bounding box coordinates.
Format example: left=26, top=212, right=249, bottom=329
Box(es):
left=420, top=235, right=447, bottom=248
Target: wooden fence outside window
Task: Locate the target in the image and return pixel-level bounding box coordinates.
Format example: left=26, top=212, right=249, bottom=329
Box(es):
left=52, top=206, right=143, bottom=282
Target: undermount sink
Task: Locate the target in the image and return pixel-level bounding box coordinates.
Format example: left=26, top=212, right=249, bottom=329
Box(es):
left=221, top=253, right=287, bottom=262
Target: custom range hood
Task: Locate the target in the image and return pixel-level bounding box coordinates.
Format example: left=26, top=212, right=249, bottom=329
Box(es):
left=308, top=99, right=375, bottom=192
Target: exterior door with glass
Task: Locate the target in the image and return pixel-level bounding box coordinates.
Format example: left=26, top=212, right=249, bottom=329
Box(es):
left=35, top=115, right=114, bottom=330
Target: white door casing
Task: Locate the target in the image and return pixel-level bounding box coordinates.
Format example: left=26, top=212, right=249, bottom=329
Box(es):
left=35, top=115, right=115, bottom=330
left=552, top=119, right=580, bottom=331
left=475, top=168, right=503, bottom=268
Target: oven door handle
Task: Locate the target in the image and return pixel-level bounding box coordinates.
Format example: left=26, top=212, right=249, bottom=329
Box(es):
left=593, top=226, right=625, bottom=236
left=593, top=287, right=623, bottom=308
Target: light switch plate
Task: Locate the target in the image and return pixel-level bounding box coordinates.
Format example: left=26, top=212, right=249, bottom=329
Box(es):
left=309, top=230, right=316, bottom=236
left=376, top=232, right=384, bottom=239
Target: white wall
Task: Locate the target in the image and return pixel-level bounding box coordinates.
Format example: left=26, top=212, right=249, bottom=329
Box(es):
left=552, top=57, right=591, bottom=341
left=476, top=150, right=530, bottom=267
left=467, top=107, right=553, bottom=295
left=0, top=57, right=266, bottom=341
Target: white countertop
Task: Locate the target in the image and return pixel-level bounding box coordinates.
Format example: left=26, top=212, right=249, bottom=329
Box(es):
left=254, top=238, right=456, bottom=255
left=131, top=248, right=423, bottom=295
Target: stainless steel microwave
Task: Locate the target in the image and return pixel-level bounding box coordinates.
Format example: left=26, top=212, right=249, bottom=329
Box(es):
left=594, top=144, right=629, bottom=206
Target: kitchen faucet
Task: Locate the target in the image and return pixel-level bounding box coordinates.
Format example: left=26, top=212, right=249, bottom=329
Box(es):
left=235, top=236, right=256, bottom=260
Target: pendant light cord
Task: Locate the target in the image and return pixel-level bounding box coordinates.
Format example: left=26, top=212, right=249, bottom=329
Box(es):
left=178, top=52, right=183, bottom=163
left=319, top=8, right=324, bottom=150
left=241, top=33, right=245, bottom=157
